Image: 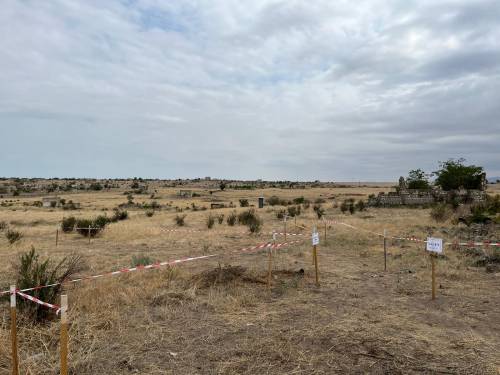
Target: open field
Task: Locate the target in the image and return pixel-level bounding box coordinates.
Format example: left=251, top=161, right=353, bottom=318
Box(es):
left=1, top=185, right=499, bottom=374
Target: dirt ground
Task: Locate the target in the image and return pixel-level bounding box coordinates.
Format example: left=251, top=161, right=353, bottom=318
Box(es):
left=0, top=185, right=499, bottom=374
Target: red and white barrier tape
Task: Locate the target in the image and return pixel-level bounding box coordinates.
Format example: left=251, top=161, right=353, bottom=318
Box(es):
left=0, top=239, right=303, bottom=297
left=16, top=290, right=61, bottom=315
left=324, top=219, right=499, bottom=247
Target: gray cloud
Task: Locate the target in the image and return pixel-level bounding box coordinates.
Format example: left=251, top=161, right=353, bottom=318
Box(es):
left=0, top=0, right=499, bottom=180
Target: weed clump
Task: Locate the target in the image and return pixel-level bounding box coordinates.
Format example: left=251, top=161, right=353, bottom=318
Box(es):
left=61, top=217, right=76, bottom=233
left=174, top=214, right=186, bottom=226
left=6, top=229, right=23, bottom=244
left=239, top=199, right=249, bottom=207
left=131, top=254, right=153, bottom=267
left=207, top=215, right=215, bottom=229
left=238, top=209, right=262, bottom=233
left=15, top=247, right=85, bottom=322
left=226, top=211, right=237, bottom=226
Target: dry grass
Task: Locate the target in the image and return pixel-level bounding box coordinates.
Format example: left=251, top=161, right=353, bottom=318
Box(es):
left=0, top=185, right=499, bottom=374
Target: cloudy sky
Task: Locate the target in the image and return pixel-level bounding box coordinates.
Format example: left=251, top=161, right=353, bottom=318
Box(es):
left=1, top=0, right=499, bottom=181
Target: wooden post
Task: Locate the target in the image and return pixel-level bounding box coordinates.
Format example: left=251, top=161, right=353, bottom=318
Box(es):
left=313, top=244, right=319, bottom=287
left=284, top=216, right=287, bottom=242
left=10, top=286, right=19, bottom=375
left=324, top=221, right=327, bottom=244
left=431, top=254, right=436, bottom=300
left=56, top=228, right=59, bottom=247
left=88, top=225, right=91, bottom=244
left=267, top=246, right=273, bottom=290
left=383, top=229, right=387, bottom=272
left=60, top=295, right=68, bottom=375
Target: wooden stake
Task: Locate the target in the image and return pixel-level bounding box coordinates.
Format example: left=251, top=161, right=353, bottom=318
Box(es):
left=284, top=217, right=287, bottom=242
left=10, top=286, right=19, bottom=375
left=383, top=229, right=387, bottom=272
left=88, top=225, right=91, bottom=244
left=56, top=228, right=59, bottom=247
left=267, top=246, right=273, bottom=290
left=313, top=245, right=320, bottom=287
left=60, top=295, right=68, bottom=375
left=431, top=255, right=436, bottom=300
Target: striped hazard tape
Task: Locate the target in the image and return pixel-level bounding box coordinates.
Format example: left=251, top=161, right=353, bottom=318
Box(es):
left=15, top=290, right=61, bottom=314
left=324, top=218, right=499, bottom=247
left=0, top=239, right=303, bottom=297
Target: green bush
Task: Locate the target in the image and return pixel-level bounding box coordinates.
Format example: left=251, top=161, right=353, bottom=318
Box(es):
left=146, top=210, right=154, bottom=217
left=114, top=209, right=128, bottom=221
left=6, top=229, right=23, bottom=244
left=239, top=199, right=249, bottom=207
left=217, top=214, right=224, bottom=224
left=61, top=217, right=76, bottom=233
left=207, top=215, right=215, bottom=229
left=0, top=221, right=7, bottom=231
left=131, top=254, right=153, bottom=267
left=268, top=196, right=286, bottom=206
left=276, top=209, right=286, bottom=219
left=355, top=200, right=366, bottom=211
left=15, top=247, right=85, bottom=322
left=313, top=204, right=325, bottom=219
left=174, top=214, right=186, bottom=226
left=238, top=209, right=262, bottom=233
left=430, top=203, right=451, bottom=222
left=287, top=205, right=301, bottom=217
left=226, top=211, right=237, bottom=226
left=293, top=197, right=305, bottom=204
left=75, top=217, right=106, bottom=237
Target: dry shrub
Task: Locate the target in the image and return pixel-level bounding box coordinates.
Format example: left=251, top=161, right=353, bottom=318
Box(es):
left=6, top=229, right=23, bottom=244
left=14, top=247, right=86, bottom=322
left=226, top=211, right=237, bottom=226
left=174, top=214, right=186, bottom=226
left=207, top=214, right=215, bottom=229
left=430, top=203, right=451, bottom=222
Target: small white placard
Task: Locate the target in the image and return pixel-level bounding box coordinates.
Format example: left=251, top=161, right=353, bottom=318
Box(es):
left=426, top=237, right=443, bottom=253
left=312, top=232, right=320, bottom=246
left=272, top=232, right=277, bottom=241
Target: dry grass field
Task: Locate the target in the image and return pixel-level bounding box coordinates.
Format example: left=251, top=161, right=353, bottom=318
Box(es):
left=1, top=184, right=499, bottom=374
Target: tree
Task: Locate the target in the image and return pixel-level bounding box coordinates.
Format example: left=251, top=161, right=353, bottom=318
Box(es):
left=407, top=169, right=430, bottom=190
left=219, top=181, right=226, bottom=191
left=433, top=158, right=484, bottom=191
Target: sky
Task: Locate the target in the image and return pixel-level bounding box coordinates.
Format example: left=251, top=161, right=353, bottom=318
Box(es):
left=1, top=0, right=499, bottom=181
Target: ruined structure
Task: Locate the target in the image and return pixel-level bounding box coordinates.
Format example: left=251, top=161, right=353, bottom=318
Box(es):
left=368, top=175, right=487, bottom=207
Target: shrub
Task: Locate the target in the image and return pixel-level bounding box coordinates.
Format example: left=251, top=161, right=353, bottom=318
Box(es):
left=131, top=254, right=153, bottom=267
left=356, top=200, right=366, bottom=211
left=303, top=201, right=310, bottom=210
left=248, top=219, right=262, bottom=233
left=238, top=209, right=263, bottom=233
left=0, top=221, right=7, bottom=231
left=314, top=198, right=326, bottom=204
left=112, top=209, right=128, bottom=221
left=293, top=196, right=305, bottom=204
left=276, top=209, right=286, bottom=219
left=207, top=215, right=215, bottom=229
left=75, top=217, right=105, bottom=237
left=239, top=199, right=249, bottom=207
left=287, top=205, right=301, bottom=217
left=6, top=229, right=23, bottom=244
left=146, top=210, right=154, bottom=217
left=217, top=214, right=224, bottom=224
left=15, top=247, right=85, bottom=322
left=313, top=204, right=325, bottom=219
left=430, top=203, right=451, bottom=222
left=267, top=196, right=282, bottom=206
left=174, top=214, right=186, bottom=226
left=61, top=217, right=76, bottom=233
left=348, top=201, right=355, bottom=214
left=226, top=211, right=237, bottom=226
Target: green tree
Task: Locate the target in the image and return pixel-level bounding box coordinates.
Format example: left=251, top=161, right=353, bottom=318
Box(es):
left=407, top=169, right=430, bottom=190
left=433, top=158, right=484, bottom=190
left=219, top=181, right=226, bottom=191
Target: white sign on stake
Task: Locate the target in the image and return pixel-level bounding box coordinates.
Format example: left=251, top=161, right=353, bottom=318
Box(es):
left=426, top=237, right=443, bottom=254
left=312, top=232, right=320, bottom=246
